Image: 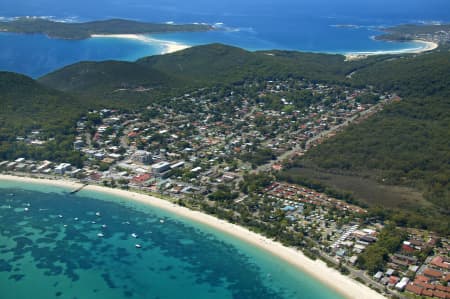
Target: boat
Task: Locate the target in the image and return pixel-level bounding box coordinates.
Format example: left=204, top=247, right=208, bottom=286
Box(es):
left=160, top=219, right=165, bottom=223
left=135, top=244, right=142, bottom=248
left=131, top=233, right=138, bottom=238
left=97, top=233, right=104, bottom=237
left=95, top=212, right=101, bottom=216
left=102, top=224, right=107, bottom=228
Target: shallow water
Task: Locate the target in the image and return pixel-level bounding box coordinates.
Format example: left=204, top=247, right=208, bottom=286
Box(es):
left=0, top=180, right=343, bottom=299
left=1, top=0, right=448, bottom=77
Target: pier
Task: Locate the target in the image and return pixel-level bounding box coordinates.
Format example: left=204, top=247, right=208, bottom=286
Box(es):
left=69, top=183, right=88, bottom=194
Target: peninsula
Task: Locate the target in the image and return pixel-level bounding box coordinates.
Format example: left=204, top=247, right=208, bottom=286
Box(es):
left=0, top=18, right=213, bottom=40
left=375, top=23, right=450, bottom=44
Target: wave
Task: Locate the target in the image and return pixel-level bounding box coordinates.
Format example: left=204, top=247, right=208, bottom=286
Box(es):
left=0, top=15, right=79, bottom=23
left=415, top=20, right=443, bottom=25
left=331, top=24, right=387, bottom=32
left=210, top=22, right=255, bottom=34
left=330, top=24, right=361, bottom=29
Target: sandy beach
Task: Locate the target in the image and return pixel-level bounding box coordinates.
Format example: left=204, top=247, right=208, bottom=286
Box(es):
left=90, top=34, right=190, bottom=54
left=0, top=174, right=386, bottom=299
left=345, top=40, right=438, bottom=61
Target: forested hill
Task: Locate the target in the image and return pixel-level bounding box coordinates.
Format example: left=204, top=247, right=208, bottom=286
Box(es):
left=0, top=72, right=85, bottom=166
left=283, top=49, right=450, bottom=233
left=0, top=18, right=212, bottom=40
left=136, top=43, right=358, bottom=83
left=39, top=43, right=386, bottom=95
left=0, top=72, right=82, bottom=135
left=39, top=60, right=177, bottom=93
left=352, top=49, right=450, bottom=97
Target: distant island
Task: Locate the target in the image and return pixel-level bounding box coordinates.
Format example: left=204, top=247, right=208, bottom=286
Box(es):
left=0, top=18, right=214, bottom=40
left=375, top=23, right=450, bottom=44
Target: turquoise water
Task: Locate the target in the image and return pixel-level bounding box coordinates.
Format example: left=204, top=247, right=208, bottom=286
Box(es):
left=0, top=179, right=343, bottom=299
left=1, top=0, right=449, bottom=77
left=0, top=26, right=427, bottom=78
left=0, top=33, right=163, bottom=78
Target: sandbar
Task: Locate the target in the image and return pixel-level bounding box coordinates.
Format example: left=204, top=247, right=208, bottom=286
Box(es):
left=90, top=33, right=190, bottom=54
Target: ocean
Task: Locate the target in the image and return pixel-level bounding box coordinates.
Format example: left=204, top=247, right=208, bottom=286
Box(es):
left=0, top=180, right=344, bottom=299
left=0, top=0, right=449, bottom=77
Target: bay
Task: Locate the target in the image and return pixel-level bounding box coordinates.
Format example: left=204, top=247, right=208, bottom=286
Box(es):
left=0, top=0, right=449, bottom=77
left=0, top=179, right=343, bottom=299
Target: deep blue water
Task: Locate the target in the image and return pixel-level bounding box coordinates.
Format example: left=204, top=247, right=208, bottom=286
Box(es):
left=0, top=180, right=344, bottom=299
left=0, top=33, right=163, bottom=77
left=0, top=0, right=449, bottom=77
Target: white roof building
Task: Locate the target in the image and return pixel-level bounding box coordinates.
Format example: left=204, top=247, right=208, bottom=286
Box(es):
left=395, top=277, right=409, bottom=291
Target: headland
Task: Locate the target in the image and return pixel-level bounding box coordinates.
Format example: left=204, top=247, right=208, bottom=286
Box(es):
left=0, top=17, right=213, bottom=40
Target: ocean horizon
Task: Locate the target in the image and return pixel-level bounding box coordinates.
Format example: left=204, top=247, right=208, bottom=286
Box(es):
left=0, top=178, right=345, bottom=299
left=1, top=0, right=449, bottom=77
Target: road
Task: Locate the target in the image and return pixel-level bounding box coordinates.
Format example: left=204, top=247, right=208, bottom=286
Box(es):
left=254, top=100, right=387, bottom=173
left=314, top=245, right=406, bottom=299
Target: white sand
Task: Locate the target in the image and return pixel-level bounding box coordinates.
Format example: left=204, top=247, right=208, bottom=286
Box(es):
left=90, top=34, right=190, bottom=54
left=0, top=174, right=386, bottom=299
left=92, top=33, right=438, bottom=62
left=345, top=40, right=438, bottom=61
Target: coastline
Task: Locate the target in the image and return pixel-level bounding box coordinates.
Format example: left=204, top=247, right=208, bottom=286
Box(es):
left=90, top=33, right=190, bottom=54
left=91, top=33, right=438, bottom=62
left=0, top=174, right=386, bottom=299
left=344, top=39, right=438, bottom=61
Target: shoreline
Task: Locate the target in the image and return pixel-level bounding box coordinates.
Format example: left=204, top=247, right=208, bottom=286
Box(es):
left=344, top=39, right=438, bottom=61
left=90, top=33, right=191, bottom=54
left=0, top=174, right=386, bottom=299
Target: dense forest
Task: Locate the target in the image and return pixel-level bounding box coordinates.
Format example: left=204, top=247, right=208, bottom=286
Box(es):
left=284, top=49, right=450, bottom=233
left=0, top=18, right=212, bottom=39
left=0, top=72, right=84, bottom=166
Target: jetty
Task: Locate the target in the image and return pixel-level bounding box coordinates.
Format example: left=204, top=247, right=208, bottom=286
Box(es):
left=69, top=183, right=88, bottom=194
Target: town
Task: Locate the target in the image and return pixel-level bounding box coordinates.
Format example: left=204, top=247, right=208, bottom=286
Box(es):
left=1, top=78, right=448, bottom=299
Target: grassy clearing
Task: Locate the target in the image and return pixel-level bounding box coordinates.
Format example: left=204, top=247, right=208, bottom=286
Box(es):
left=281, top=167, right=428, bottom=210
